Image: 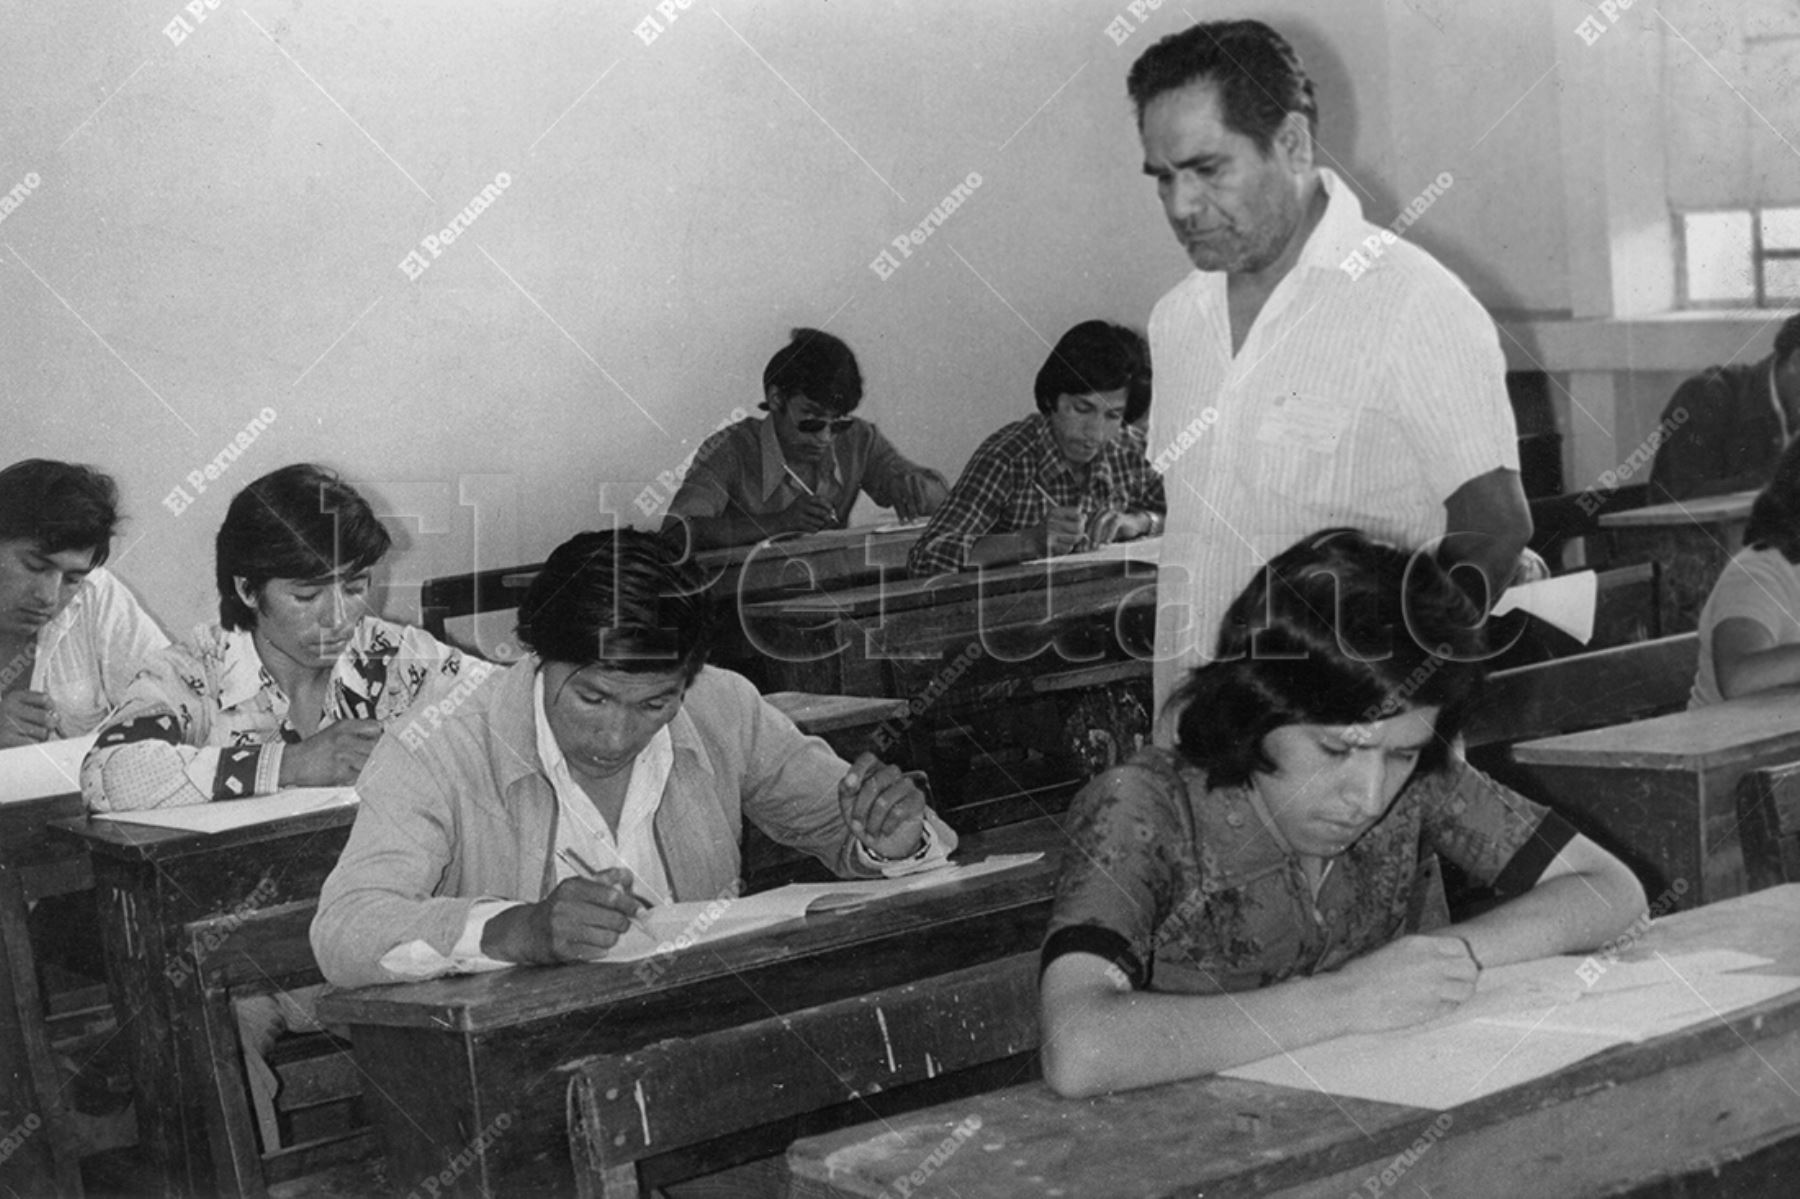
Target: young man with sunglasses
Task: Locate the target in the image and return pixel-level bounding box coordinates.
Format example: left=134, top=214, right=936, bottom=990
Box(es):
left=665, top=328, right=950, bottom=549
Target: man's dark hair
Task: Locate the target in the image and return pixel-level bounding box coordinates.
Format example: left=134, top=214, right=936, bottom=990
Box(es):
left=761, top=327, right=864, bottom=415
left=0, top=459, right=121, bottom=565
left=1171, top=528, right=1488, bottom=786
left=216, top=464, right=392, bottom=631
left=1745, top=434, right=1800, bottom=562
left=1126, top=19, right=1318, bottom=152
left=1034, top=321, right=1152, bottom=424
left=1773, top=312, right=1800, bottom=368
left=517, top=529, right=713, bottom=681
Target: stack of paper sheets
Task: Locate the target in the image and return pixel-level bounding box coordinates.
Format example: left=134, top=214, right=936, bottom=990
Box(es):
left=1222, top=949, right=1800, bottom=1109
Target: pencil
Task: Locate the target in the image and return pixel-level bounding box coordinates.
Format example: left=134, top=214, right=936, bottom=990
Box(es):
left=783, top=464, right=817, bottom=498
left=557, top=847, right=657, bottom=915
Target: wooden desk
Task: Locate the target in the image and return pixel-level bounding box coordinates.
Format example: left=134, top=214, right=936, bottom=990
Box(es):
left=1511, top=689, right=1800, bottom=906
left=739, top=547, right=1157, bottom=697
left=1598, top=488, right=1754, bottom=634
left=48, top=807, right=359, bottom=1199
left=695, top=523, right=922, bottom=606
left=1, top=789, right=93, bottom=1196
left=741, top=551, right=1158, bottom=826
left=789, top=884, right=1800, bottom=1198
left=419, top=525, right=923, bottom=654
left=315, top=820, right=1067, bottom=1198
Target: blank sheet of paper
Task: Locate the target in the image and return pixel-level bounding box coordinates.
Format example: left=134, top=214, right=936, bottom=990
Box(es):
left=1222, top=951, right=1800, bottom=1110
left=0, top=734, right=97, bottom=804
left=92, top=786, right=357, bottom=833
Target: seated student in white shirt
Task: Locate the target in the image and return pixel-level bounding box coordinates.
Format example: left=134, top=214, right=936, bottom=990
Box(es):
left=0, top=458, right=167, bottom=747
left=312, top=528, right=956, bottom=989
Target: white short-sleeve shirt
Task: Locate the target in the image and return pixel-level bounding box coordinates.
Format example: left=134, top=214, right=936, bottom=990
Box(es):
left=1691, top=544, right=1800, bottom=707
left=1148, top=168, right=1519, bottom=720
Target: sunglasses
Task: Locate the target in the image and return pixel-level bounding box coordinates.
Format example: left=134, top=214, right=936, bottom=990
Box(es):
left=792, top=416, right=855, bottom=434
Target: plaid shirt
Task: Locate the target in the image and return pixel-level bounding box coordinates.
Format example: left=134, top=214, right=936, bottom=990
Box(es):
left=907, top=413, right=1165, bottom=575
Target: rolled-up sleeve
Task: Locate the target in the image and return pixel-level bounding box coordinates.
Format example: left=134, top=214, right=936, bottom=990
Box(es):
left=81, top=646, right=273, bottom=811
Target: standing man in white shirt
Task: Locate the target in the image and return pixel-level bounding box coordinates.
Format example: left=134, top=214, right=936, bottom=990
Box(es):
left=1127, top=20, right=1532, bottom=725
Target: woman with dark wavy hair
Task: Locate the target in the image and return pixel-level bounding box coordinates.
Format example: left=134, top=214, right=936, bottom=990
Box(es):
left=1691, top=435, right=1800, bottom=706
left=1038, top=528, right=1645, bottom=1098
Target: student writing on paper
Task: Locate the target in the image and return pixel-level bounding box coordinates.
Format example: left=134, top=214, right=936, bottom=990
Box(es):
left=311, top=527, right=956, bottom=989
left=906, top=321, right=1166, bottom=576
left=0, top=459, right=167, bottom=746
left=1691, top=437, right=1800, bottom=706
left=662, top=328, right=949, bottom=549
left=80, top=463, right=492, bottom=810
left=1037, top=529, right=1645, bottom=1098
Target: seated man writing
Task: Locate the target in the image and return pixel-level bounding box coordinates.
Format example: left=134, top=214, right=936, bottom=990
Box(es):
left=907, top=320, right=1165, bottom=575
left=664, top=327, right=949, bottom=549
left=1039, top=528, right=1646, bottom=1097
left=0, top=458, right=167, bottom=746
left=312, top=528, right=955, bottom=988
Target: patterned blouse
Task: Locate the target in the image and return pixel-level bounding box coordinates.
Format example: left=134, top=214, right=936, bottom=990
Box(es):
left=1040, top=747, right=1574, bottom=994
left=81, top=616, right=492, bottom=811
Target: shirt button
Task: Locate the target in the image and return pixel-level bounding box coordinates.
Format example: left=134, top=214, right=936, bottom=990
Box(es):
left=1225, top=811, right=1245, bottom=828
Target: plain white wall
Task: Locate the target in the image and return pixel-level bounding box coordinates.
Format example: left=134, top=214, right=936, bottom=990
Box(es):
left=4, top=0, right=1574, bottom=636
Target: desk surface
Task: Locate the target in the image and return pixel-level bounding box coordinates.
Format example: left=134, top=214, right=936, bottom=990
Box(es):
left=317, top=817, right=1066, bottom=1035
left=49, top=803, right=359, bottom=864
left=1513, top=687, right=1800, bottom=769
left=744, top=547, right=1158, bottom=621
left=1597, top=488, right=1756, bottom=528
left=789, top=884, right=1800, bottom=1199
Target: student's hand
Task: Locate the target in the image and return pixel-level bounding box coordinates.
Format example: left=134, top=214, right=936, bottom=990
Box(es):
left=0, top=690, right=57, bottom=747
left=838, top=752, right=927, bottom=861
left=481, top=870, right=648, bottom=964
left=1329, top=934, right=1478, bottom=1033
left=278, top=718, right=384, bottom=787
left=1038, top=505, right=1087, bottom=557
left=895, top=472, right=950, bottom=521
left=777, top=495, right=837, bottom=535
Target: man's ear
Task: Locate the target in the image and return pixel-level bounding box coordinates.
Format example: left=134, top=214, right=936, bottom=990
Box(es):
left=233, top=577, right=259, bottom=611
left=764, top=385, right=786, bottom=414
left=1273, top=110, right=1314, bottom=174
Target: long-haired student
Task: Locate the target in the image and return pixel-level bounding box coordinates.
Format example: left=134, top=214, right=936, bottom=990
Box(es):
left=1038, top=528, right=1645, bottom=1097
left=80, top=462, right=489, bottom=811
left=1690, top=435, right=1800, bottom=706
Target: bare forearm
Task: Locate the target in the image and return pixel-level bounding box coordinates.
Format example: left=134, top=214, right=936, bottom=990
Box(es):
left=1450, top=869, right=1646, bottom=970
left=1717, top=642, right=1800, bottom=699
left=1041, top=974, right=1347, bottom=1097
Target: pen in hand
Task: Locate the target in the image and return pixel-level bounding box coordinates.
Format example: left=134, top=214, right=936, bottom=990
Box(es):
left=556, top=847, right=657, bottom=927
left=783, top=464, right=817, bottom=498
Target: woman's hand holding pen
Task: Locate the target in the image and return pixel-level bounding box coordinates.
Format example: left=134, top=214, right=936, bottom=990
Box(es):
left=838, top=752, right=927, bottom=862
left=481, top=864, right=651, bottom=964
